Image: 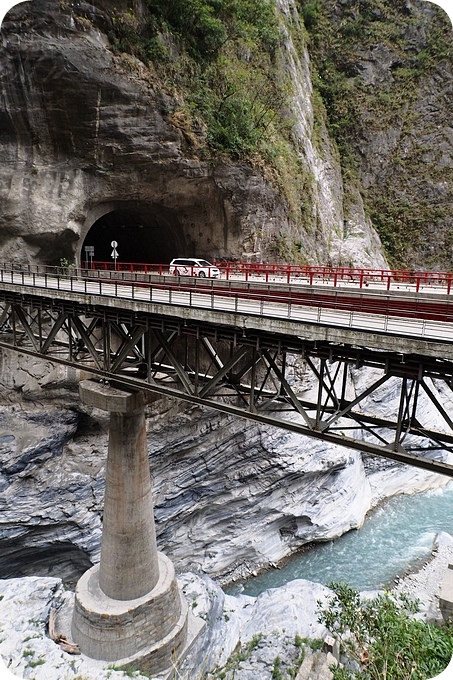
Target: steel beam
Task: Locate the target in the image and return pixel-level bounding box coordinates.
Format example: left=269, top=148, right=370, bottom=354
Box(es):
left=2, top=296, right=453, bottom=476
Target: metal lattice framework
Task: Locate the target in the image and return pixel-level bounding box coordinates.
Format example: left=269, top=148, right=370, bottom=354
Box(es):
left=1, top=292, right=453, bottom=477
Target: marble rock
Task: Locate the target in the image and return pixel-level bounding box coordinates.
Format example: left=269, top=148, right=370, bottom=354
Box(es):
left=0, top=571, right=331, bottom=680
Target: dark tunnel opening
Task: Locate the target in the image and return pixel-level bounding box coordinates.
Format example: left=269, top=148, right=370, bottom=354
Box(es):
left=81, top=204, right=189, bottom=267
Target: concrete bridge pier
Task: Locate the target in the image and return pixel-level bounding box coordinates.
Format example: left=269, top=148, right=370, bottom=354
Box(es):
left=70, top=380, right=198, bottom=675
left=439, top=564, right=453, bottom=622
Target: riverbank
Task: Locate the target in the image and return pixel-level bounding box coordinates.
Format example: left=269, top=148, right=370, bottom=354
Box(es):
left=1, top=531, right=452, bottom=680
left=393, top=531, right=453, bottom=623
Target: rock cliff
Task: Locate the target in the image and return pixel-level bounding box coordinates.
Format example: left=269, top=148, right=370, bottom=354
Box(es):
left=0, top=0, right=391, bottom=268
left=1, top=2, right=453, bottom=676
left=300, top=0, right=453, bottom=269
left=1, top=353, right=451, bottom=588
left=1, top=1, right=450, bottom=270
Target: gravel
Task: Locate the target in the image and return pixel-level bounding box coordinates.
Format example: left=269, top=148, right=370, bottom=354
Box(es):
left=393, top=531, right=453, bottom=622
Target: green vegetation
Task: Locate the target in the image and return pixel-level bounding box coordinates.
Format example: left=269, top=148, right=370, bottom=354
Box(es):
left=296, top=635, right=323, bottom=652
left=271, top=655, right=283, bottom=679
left=317, top=582, right=453, bottom=679
left=297, top=0, right=453, bottom=267
left=22, top=648, right=35, bottom=658
left=81, top=0, right=452, bottom=268
left=105, top=0, right=317, bottom=244
left=108, top=0, right=286, bottom=156
left=210, top=633, right=263, bottom=678
left=207, top=632, right=315, bottom=679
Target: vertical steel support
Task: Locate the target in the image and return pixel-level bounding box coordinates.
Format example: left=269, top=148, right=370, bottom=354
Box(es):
left=315, top=358, right=326, bottom=428
left=394, top=377, right=408, bottom=451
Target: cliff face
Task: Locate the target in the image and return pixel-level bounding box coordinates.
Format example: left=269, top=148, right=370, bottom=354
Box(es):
left=1, top=1, right=450, bottom=270
left=299, top=0, right=453, bottom=269
left=0, top=0, right=390, bottom=268
left=1, top=350, right=450, bottom=586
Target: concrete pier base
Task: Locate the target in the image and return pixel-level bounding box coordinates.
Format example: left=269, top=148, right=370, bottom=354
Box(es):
left=439, top=564, right=453, bottom=622
left=70, top=380, right=201, bottom=675
left=71, top=555, right=189, bottom=674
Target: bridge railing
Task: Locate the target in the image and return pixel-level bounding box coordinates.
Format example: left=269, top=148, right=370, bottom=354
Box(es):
left=2, top=262, right=453, bottom=327
left=2, top=261, right=453, bottom=299
left=80, top=260, right=453, bottom=293
left=215, top=262, right=453, bottom=292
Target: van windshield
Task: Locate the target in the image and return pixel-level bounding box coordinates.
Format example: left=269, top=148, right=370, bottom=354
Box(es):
left=198, top=260, right=212, bottom=267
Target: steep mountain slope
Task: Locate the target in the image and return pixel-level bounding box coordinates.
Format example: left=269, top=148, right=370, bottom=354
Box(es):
left=299, top=0, right=453, bottom=269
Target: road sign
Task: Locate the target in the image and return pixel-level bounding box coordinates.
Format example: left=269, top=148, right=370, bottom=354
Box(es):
left=111, top=244, right=119, bottom=270
left=84, top=245, right=94, bottom=269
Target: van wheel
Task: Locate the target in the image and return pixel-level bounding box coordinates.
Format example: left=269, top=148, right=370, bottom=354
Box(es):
left=198, top=271, right=206, bottom=277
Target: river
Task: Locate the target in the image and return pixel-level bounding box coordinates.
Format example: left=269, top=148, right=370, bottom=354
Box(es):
left=227, top=482, right=453, bottom=596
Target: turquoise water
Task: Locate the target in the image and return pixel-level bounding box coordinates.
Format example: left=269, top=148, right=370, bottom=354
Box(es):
left=228, top=483, right=453, bottom=597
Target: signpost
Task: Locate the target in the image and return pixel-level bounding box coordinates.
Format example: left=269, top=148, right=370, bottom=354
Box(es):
left=84, top=245, right=94, bottom=270
left=111, top=241, right=118, bottom=270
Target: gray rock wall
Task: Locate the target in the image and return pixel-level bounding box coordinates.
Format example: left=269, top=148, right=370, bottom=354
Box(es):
left=0, top=0, right=451, bottom=605
left=0, top=0, right=386, bottom=268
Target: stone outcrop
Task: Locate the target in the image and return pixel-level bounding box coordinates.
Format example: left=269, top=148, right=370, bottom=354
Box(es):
left=0, top=573, right=332, bottom=680
left=0, top=0, right=388, bottom=268
left=1, top=0, right=450, bottom=590
left=0, top=403, right=102, bottom=584
left=2, top=533, right=452, bottom=680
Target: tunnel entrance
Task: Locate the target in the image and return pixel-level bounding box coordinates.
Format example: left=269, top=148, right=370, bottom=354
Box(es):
left=80, top=202, right=188, bottom=267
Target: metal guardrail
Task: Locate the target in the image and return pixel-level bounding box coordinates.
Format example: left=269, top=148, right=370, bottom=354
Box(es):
left=83, top=260, right=453, bottom=293
left=1, top=264, right=453, bottom=343
left=3, top=263, right=453, bottom=475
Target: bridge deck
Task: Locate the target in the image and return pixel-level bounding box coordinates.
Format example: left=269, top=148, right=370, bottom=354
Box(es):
left=2, top=265, right=453, bottom=477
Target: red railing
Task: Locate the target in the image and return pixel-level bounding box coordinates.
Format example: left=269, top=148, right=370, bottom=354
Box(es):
left=88, top=261, right=453, bottom=294
left=3, top=263, right=453, bottom=326
left=215, top=262, right=453, bottom=292
left=90, top=261, right=169, bottom=275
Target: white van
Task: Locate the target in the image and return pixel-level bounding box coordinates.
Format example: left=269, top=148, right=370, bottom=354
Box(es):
left=169, top=258, right=221, bottom=278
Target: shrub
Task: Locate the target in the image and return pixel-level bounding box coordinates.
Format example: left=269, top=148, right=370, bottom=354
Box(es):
left=317, top=582, right=453, bottom=679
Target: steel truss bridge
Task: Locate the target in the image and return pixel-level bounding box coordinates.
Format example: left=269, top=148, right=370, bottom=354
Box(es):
left=2, top=264, right=453, bottom=477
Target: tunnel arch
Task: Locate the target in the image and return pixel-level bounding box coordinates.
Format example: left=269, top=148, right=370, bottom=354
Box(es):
left=79, top=201, right=190, bottom=267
